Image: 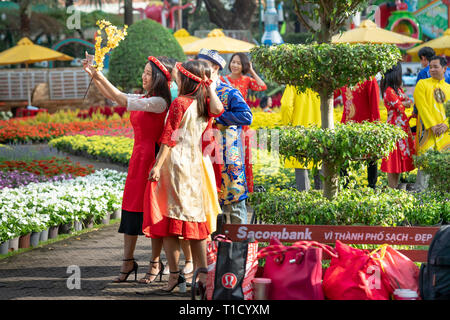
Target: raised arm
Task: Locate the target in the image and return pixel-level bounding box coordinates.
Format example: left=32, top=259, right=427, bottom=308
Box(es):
left=82, top=56, right=127, bottom=106
left=207, top=80, right=224, bottom=116
left=126, top=96, right=168, bottom=113
left=215, top=89, right=253, bottom=126
left=248, top=62, right=267, bottom=89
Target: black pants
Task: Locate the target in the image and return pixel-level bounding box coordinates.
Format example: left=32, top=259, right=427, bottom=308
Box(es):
left=341, top=160, right=378, bottom=189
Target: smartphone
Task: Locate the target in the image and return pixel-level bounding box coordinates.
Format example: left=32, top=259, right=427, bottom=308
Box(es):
left=85, top=51, right=94, bottom=66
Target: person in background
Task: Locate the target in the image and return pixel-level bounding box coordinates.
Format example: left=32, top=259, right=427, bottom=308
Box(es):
left=380, top=62, right=416, bottom=189
left=260, top=95, right=273, bottom=113
left=413, top=56, right=450, bottom=191
left=280, top=85, right=322, bottom=191
left=416, top=47, right=450, bottom=84
left=197, top=49, right=253, bottom=225
left=220, top=52, right=267, bottom=194
left=82, top=54, right=172, bottom=283
left=339, top=77, right=381, bottom=189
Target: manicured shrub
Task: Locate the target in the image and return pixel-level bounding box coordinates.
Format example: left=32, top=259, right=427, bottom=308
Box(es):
left=108, top=19, right=186, bottom=91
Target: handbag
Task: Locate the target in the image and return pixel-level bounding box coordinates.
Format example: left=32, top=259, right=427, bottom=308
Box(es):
left=323, top=240, right=391, bottom=300
left=257, top=237, right=338, bottom=300
left=370, top=244, right=420, bottom=295
left=205, top=235, right=259, bottom=300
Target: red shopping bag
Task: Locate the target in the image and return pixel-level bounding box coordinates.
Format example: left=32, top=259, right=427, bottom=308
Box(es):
left=323, top=240, right=391, bottom=300
left=257, top=237, right=338, bottom=300
left=370, top=244, right=420, bottom=295
left=206, top=235, right=259, bottom=300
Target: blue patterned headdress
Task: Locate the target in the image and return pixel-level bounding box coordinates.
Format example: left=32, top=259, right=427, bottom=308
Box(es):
left=198, top=48, right=226, bottom=70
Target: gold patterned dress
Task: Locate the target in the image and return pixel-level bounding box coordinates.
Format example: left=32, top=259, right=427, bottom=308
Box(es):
left=142, top=96, right=222, bottom=240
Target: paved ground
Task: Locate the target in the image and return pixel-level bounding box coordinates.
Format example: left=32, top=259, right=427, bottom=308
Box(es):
left=0, top=144, right=191, bottom=300
left=0, top=222, right=192, bottom=300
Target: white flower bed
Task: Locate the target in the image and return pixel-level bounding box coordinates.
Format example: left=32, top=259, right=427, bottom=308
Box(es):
left=0, top=169, right=126, bottom=242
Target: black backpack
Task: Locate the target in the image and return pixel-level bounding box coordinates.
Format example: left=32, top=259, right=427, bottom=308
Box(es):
left=419, top=225, right=450, bottom=300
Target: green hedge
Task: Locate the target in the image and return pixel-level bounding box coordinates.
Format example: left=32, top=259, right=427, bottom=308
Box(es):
left=415, top=150, right=450, bottom=193
left=249, top=188, right=449, bottom=226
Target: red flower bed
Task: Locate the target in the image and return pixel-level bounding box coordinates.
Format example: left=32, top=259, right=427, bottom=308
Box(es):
left=0, top=118, right=130, bottom=143
left=71, top=126, right=134, bottom=139
left=77, top=106, right=128, bottom=119
left=15, top=108, right=48, bottom=118
left=0, top=156, right=95, bottom=177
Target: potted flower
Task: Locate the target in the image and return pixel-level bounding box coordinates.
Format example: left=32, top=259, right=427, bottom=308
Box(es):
left=0, top=222, right=11, bottom=255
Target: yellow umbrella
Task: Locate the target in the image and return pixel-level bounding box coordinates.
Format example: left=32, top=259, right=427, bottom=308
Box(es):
left=182, top=29, right=255, bottom=55
left=332, top=20, right=423, bottom=44
left=407, top=29, right=450, bottom=57
left=173, top=28, right=201, bottom=46
left=0, top=37, right=73, bottom=106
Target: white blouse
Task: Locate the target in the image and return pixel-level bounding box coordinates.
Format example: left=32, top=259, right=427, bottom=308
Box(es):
left=126, top=94, right=167, bottom=113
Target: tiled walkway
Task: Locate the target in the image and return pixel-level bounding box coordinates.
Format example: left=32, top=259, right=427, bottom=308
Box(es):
left=0, top=144, right=190, bottom=300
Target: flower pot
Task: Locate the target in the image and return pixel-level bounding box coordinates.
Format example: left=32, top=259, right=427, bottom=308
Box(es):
left=0, top=240, right=9, bottom=255
left=19, top=233, right=31, bottom=249
left=74, top=220, right=83, bottom=232
left=59, top=222, right=73, bottom=234
left=101, top=213, right=111, bottom=225
left=30, top=231, right=41, bottom=247
left=48, top=226, right=59, bottom=239
left=83, top=218, right=94, bottom=229
left=9, top=236, right=19, bottom=251
left=111, top=209, right=121, bottom=220
left=40, top=228, right=49, bottom=242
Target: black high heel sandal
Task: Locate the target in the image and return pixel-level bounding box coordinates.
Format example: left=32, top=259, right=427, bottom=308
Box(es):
left=138, top=260, right=164, bottom=284
left=161, top=271, right=186, bottom=294
left=113, top=258, right=138, bottom=283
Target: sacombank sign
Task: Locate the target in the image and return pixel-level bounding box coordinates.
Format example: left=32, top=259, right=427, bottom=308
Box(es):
left=236, top=226, right=312, bottom=241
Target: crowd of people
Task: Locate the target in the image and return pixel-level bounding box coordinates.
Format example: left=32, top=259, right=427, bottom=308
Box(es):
left=83, top=48, right=266, bottom=295
left=82, top=45, right=449, bottom=296
left=279, top=46, right=449, bottom=191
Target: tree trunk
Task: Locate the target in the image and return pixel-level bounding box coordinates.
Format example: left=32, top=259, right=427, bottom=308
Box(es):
left=319, top=90, right=338, bottom=200
left=19, top=1, right=32, bottom=39
left=319, top=90, right=334, bottom=130
left=124, top=0, right=133, bottom=26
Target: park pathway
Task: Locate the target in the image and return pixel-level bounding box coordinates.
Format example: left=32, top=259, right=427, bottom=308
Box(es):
left=0, top=144, right=190, bottom=300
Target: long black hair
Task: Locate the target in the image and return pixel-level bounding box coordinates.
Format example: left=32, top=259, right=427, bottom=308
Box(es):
left=178, top=60, right=211, bottom=118
left=380, top=62, right=403, bottom=95
left=145, top=56, right=173, bottom=108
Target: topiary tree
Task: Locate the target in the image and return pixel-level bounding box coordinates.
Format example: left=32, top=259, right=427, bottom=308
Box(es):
left=251, top=0, right=404, bottom=199
left=108, top=19, right=186, bottom=91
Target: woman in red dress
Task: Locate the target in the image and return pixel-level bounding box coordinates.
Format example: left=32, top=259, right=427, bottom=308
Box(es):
left=144, top=60, right=224, bottom=294
left=83, top=54, right=174, bottom=282
left=220, top=52, right=267, bottom=193
left=380, top=62, right=415, bottom=188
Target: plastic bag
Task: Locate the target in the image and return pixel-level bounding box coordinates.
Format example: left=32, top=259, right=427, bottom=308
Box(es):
left=323, top=240, right=391, bottom=300
left=371, top=244, right=420, bottom=296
